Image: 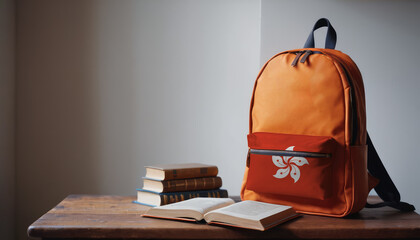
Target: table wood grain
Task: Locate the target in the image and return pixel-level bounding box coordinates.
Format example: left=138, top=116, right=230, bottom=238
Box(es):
left=28, top=195, right=420, bottom=239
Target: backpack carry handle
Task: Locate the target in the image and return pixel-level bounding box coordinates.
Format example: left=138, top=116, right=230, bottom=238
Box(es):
left=304, top=18, right=337, bottom=49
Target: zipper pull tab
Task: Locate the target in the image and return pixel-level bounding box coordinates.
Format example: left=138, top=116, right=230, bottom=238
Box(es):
left=300, top=50, right=313, bottom=64
left=291, top=51, right=303, bottom=67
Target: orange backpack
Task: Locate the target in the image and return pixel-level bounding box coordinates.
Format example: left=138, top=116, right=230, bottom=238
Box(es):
left=240, top=18, right=414, bottom=217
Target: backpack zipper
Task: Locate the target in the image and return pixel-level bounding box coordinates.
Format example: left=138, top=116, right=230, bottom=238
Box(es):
left=300, top=50, right=314, bottom=63
left=250, top=149, right=331, bottom=158
left=291, top=51, right=304, bottom=67
left=337, top=62, right=357, bottom=145
left=291, top=50, right=322, bottom=67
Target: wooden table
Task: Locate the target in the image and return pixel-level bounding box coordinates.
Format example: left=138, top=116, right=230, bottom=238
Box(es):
left=28, top=195, right=420, bottom=239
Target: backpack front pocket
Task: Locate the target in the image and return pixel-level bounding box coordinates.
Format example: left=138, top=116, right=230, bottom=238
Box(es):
left=246, top=132, right=337, bottom=200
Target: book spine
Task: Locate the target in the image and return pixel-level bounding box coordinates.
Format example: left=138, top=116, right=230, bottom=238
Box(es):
left=161, top=177, right=222, bottom=192
left=160, top=189, right=228, bottom=205
left=164, top=166, right=218, bottom=180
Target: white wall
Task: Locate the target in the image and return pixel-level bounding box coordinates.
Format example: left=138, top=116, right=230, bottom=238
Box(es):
left=0, top=0, right=15, bottom=239
left=16, top=1, right=260, bottom=239
left=260, top=0, right=420, bottom=209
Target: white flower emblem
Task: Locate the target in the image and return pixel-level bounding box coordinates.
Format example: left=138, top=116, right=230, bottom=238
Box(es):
left=272, top=146, right=309, bottom=183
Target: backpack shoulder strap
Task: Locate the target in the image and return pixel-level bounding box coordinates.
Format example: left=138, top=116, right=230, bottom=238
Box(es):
left=366, top=132, right=415, bottom=211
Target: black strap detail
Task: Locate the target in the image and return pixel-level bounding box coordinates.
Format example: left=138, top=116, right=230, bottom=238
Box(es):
left=366, top=201, right=415, bottom=212
left=303, top=18, right=337, bottom=49
left=366, top=132, right=415, bottom=211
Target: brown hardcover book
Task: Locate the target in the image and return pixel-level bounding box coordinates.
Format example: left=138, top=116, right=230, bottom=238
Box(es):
left=143, top=176, right=223, bottom=193
left=135, top=189, right=229, bottom=207
left=142, top=198, right=300, bottom=231
left=144, top=163, right=218, bottom=180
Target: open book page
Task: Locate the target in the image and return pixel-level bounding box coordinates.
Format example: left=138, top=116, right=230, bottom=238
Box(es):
left=143, top=197, right=235, bottom=221
left=157, top=198, right=234, bottom=214
left=206, top=200, right=293, bottom=221
left=203, top=200, right=298, bottom=231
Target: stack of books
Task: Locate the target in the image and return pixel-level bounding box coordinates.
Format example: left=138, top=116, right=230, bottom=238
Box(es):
left=135, top=163, right=228, bottom=207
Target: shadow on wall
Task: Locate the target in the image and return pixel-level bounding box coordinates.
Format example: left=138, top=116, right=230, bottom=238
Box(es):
left=17, top=1, right=260, bottom=240
left=17, top=1, right=109, bottom=240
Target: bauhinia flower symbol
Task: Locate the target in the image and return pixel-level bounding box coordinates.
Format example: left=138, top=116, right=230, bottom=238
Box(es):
left=272, top=146, right=309, bottom=183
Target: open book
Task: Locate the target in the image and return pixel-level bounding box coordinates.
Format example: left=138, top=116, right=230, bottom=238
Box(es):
left=142, top=197, right=300, bottom=231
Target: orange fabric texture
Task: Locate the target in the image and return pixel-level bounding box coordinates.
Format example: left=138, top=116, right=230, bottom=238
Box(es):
left=241, top=48, right=369, bottom=217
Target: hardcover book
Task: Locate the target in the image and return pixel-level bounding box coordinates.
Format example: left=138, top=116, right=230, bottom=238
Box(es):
left=142, top=197, right=300, bottom=231
left=135, top=188, right=228, bottom=207
left=142, top=176, right=223, bottom=193
left=144, top=163, right=218, bottom=180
